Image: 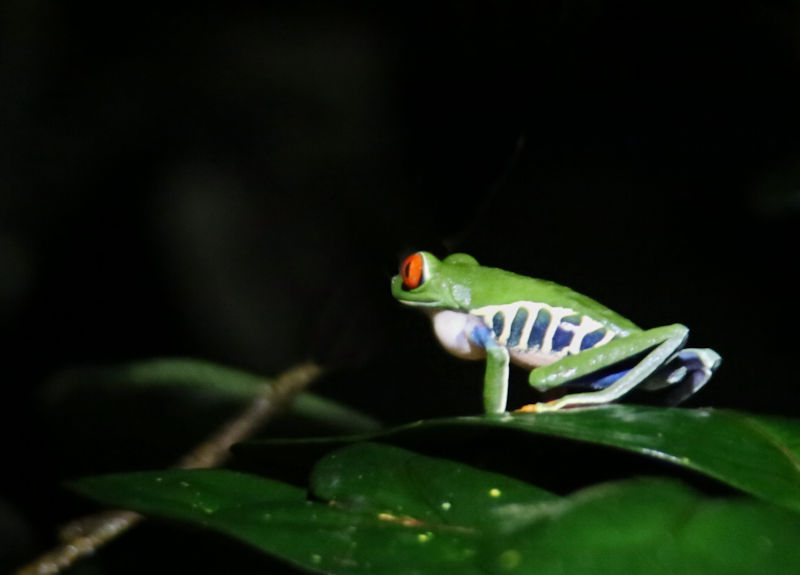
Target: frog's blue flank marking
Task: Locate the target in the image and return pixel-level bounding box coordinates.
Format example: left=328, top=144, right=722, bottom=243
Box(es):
left=492, top=312, right=505, bottom=337
left=471, top=302, right=616, bottom=358
left=580, top=328, right=608, bottom=351
left=528, top=308, right=551, bottom=348
left=551, top=324, right=574, bottom=352
left=507, top=307, right=528, bottom=347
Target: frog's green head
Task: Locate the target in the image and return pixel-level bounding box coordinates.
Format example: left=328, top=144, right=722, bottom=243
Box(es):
left=391, top=251, right=479, bottom=309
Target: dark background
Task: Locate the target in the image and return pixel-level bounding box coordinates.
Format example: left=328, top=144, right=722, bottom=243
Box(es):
left=2, top=1, right=799, bottom=572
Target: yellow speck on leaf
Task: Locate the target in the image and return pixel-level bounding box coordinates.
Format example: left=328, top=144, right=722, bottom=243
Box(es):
left=499, top=549, right=521, bottom=569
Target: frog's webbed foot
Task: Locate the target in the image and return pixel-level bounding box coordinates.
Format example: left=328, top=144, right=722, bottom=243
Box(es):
left=640, top=347, right=721, bottom=405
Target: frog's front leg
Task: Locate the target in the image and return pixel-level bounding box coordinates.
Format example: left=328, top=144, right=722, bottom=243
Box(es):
left=519, top=324, right=689, bottom=412
left=468, top=323, right=510, bottom=414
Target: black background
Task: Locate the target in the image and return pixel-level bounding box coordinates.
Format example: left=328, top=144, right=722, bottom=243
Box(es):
left=2, top=1, right=799, bottom=572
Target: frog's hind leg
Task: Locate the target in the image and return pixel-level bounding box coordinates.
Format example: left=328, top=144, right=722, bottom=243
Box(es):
left=639, top=347, right=721, bottom=405
left=519, top=324, right=689, bottom=412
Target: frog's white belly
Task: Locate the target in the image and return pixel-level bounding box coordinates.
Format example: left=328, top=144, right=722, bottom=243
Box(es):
left=430, top=309, right=487, bottom=360
left=430, top=302, right=617, bottom=368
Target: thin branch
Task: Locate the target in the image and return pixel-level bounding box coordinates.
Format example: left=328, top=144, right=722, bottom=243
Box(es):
left=16, top=361, right=323, bottom=575
left=175, top=361, right=322, bottom=469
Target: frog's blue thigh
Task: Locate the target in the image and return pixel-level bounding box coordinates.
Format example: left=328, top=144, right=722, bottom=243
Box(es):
left=566, top=369, right=630, bottom=391
left=469, top=324, right=510, bottom=414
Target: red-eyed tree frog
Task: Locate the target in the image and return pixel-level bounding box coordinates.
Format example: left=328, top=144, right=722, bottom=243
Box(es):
left=391, top=252, right=721, bottom=414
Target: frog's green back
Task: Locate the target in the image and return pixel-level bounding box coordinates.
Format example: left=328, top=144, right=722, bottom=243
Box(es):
left=446, top=262, right=641, bottom=333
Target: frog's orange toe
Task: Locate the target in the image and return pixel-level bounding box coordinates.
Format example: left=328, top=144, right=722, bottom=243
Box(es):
left=514, top=403, right=540, bottom=413
left=514, top=399, right=563, bottom=413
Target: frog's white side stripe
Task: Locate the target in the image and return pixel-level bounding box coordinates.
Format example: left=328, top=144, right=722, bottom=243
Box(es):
left=561, top=315, right=616, bottom=355
left=470, top=302, right=615, bottom=358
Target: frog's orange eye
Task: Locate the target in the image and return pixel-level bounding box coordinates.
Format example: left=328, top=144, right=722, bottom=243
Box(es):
left=401, top=253, right=424, bottom=289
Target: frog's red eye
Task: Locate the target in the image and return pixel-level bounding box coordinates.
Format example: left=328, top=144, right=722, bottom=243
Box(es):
left=401, top=253, right=424, bottom=289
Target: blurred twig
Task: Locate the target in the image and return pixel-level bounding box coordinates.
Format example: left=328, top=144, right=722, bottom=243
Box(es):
left=16, top=361, right=323, bottom=575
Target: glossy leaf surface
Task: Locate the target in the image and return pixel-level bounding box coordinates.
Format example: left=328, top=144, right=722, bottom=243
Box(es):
left=245, top=406, right=800, bottom=511
left=72, top=443, right=800, bottom=574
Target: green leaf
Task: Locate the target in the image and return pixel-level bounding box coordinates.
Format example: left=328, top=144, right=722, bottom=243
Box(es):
left=243, top=405, right=800, bottom=512
left=73, top=445, right=539, bottom=574
left=310, top=443, right=557, bottom=530
left=71, top=443, right=800, bottom=574
left=474, top=406, right=800, bottom=512
left=482, top=478, right=800, bottom=575
left=70, top=469, right=306, bottom=525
